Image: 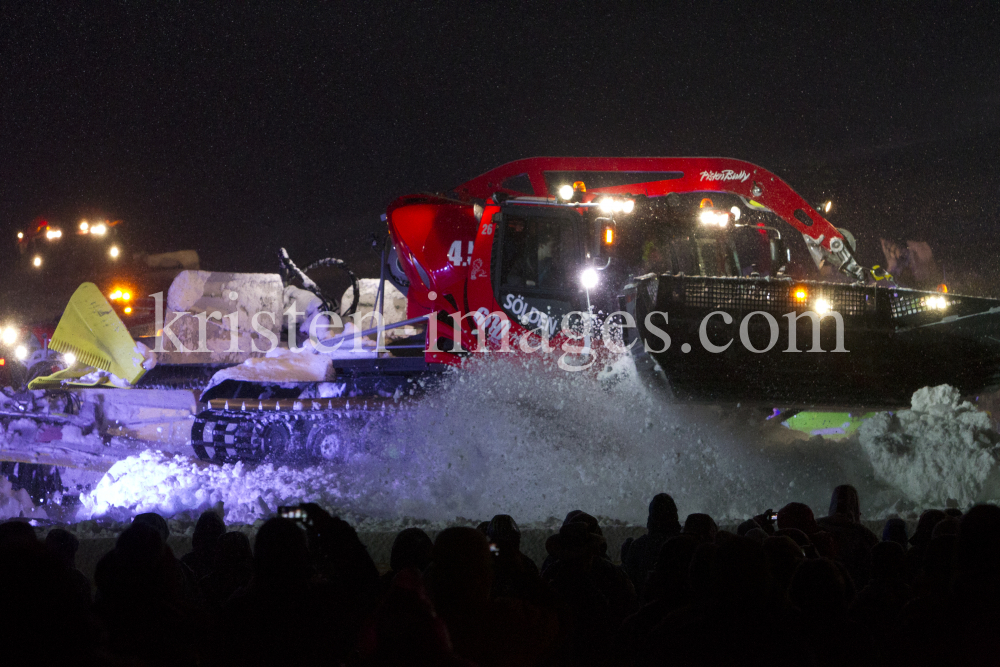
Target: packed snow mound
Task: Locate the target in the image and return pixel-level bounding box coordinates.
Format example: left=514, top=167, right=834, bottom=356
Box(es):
left=77, top=450, right=356, bottom=524
left=859, top=385, right=1000, bottom=507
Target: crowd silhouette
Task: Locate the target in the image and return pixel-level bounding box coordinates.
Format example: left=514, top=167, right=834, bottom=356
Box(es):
left=1, top=486, right=998, bottom=666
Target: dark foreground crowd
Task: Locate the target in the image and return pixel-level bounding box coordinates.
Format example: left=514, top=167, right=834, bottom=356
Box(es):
left=2, top=486, right=999, bottom=667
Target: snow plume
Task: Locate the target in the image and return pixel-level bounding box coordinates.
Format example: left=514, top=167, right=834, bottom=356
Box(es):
left=78, top=354, right=904, bottom=525
left=860, top=385, right=1000, bottom=507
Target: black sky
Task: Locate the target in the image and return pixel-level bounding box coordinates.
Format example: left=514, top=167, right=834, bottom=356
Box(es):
left=1, top=2, right=997, bottom=277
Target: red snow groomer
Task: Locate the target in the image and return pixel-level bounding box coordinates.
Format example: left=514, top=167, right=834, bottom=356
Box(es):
left=386, top=157, right=1000, bottom=405
left=189, top=157, right=1000, bottom=461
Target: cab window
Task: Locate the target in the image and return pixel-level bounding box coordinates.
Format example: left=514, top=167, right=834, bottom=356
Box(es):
left=499, top=215, right=579, bottom=291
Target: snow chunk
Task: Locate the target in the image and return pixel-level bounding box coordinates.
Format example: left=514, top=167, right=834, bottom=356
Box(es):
left=860, top=384, right=1000, bottom=507
left=0, top=474, right=47, bottom=520
left=205, top=346, right=334, bottom=389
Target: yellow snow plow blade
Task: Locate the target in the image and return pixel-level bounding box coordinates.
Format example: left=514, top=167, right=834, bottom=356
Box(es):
left=28, top=282, right=147, bottom=389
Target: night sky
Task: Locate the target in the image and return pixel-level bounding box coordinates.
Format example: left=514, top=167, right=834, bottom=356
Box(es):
left=2, top=2, right=997, bottom=282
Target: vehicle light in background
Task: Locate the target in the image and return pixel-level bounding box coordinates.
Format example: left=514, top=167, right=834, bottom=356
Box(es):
left=63, top=352, right=76, bottom=366
left=14, top=345, right=28, bottom=361
left=793, top=286, right=808, bottom=303
left=109, top=245, right=120, bottom=258
left=1, top=326, right=18, bottom=345
left=824, top=200, right=833, bottom=214
left=91, top=223, right=107, bottom=235
left=17, top=232, right=23, bottom=239
left=124, top=306, right=133, bottom=314
left=580, top=267, right=599, bottom=290
left=33, top=256, right=42, bottom=268
left=45, top=228, right=63, bottom=240
left=814, top=298, right=832, bottom=315
left=80, top=221, right=89, bottom=232
left=122, top=291, right=131, bottom=301
left=698, top=209, right=730, bottom=227
left=109, top=289, right=123, bottom=300
left=558, top=184, right=574, bottom=200
left=0, top=358, right=4, bottom=366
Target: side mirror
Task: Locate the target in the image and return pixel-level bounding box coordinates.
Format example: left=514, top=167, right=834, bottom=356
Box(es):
left=596, top=218, right=617, bottom=260
left=770, top=237, right=790, bottom=274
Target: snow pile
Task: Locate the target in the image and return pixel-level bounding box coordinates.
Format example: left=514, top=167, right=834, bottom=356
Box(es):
left=0, top=474, right=47, bottom=520
left=860, top=385, right=1000, bottom=507
left=77, top=450, right=356, bottom=524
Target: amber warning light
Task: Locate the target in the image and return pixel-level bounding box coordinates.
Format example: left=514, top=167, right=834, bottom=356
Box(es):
left=603, top=226, right=614, bottom=245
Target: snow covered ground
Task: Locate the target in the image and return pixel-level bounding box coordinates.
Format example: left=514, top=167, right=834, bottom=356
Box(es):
left=4, top=355, right=1000, bottom=530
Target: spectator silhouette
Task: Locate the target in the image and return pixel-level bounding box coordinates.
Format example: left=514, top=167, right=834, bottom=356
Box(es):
left=790, top=558, right=875, bottom=666
left=778, top=502, right=835, bottom=558
left=682, top=513, right=717, bottom=544
left=543, top=520, right=636, bottom=665
left=181, top=509, right=226, bottom=582
left=1, top=520, right=99, bottom=665
left=621, top=493, right=682, bottom=597
left=762, top=534, right=804, bottom=618
left=199, top=530, right=253, bottom=609
left=882, top=517, right=909, bottom=550
left=425, top=526, right=496, bottom=665
left=852, top=540, right=911, bottom=656
left=378, top=526, right=434, bottom=597
left=95, top=521, right=204, bottom=664
left=221, top=516, right=354, bottom=666
left=905, top=509, right=946, bottom=580
left=818, top=485, right=878, bottom=588
left=361, top=567, right=470, bottom=667
left=486, top=514, right=544, bottom=603
left=45, top=527, right=91, bottom=605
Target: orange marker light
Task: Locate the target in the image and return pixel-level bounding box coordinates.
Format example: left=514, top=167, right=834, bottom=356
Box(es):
left=124, top=307, right=133, bottom=314
left=109, top=290, right=123, bottom=300
left=122, top=292, right=131, bottom=301
left=793, top=287, right=808, bottom=302
left=700, top=198, right=714, bottom=208
left=604, top=227, right=614, bottom=244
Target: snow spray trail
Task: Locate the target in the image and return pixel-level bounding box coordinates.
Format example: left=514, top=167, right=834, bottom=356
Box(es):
left=78, top=354, right=936, bottom=525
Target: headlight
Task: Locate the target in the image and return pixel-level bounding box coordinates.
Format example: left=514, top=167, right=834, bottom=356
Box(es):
left=45, top=229, right=63, bottom=240
left=14, top=345, right=28, bottom=361
left=924, top=295, right=948, bottom=310
left=1, top=326, right=17, bottom=346
left=814, top=298, right=832, bottom=315
left=698, top=210, right=730, bottom=227
left=580, top=268, right=599, bottom=290
left=33, top=255, right=42, bottom=268
left=558, top=184, right=574, bottom=201
left=109, top=245, right=120, bottom=258
left=63, top=352, right=76, bottom=366
left=91, top=223, right=107, bottom=235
